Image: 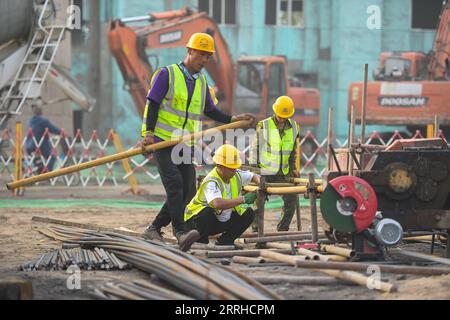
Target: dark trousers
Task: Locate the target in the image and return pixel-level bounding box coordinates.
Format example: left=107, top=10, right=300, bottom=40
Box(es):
left=151, top=147, right=196, bottom=235
left=187, top=207, right=255, bottom=244
left=253, top=174, right=297, bottom=231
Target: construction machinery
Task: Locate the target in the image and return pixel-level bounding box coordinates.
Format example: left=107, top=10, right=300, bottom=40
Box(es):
left=321, top=138, right=450, bottom=260
left=348, top=1, right=450, bottom=136
left=0, top=0, right=95, bottom=129
left=107, top=7, right=320, bottom=127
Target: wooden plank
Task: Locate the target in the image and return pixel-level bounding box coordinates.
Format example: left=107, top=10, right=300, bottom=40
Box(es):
left=0, top=278, right=33, bottom=300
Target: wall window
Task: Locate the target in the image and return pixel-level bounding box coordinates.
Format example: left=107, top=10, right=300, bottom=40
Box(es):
left=198, top=0, right=237, bottom=25
left=411, top=0, right=442, bottom=29
left=265, top=0, right=304, bottom=27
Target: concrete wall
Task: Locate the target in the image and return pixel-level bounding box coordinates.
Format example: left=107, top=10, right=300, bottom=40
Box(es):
left=74, top=0, right=438, bottom=142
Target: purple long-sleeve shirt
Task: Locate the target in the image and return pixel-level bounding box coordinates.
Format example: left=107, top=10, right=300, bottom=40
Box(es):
left=143, top=64, right=231, bottom=141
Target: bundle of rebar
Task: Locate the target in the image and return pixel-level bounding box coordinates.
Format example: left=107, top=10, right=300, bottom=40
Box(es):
left=92, top=280, right=194, bottom=300
left=20, top=247, right=130, bottom=271
left=35, top=225, right=280, bottom=300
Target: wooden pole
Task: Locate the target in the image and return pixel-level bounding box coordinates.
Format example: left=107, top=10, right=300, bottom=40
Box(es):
left=348, top=105, right=356, bottom=176
left=360, top=63, right=368, bottom=145
left=256, top=176, right=266, bottom=239
left=244, top=233, right=324, bottom=244
left=7, top=120, right=251, bottom=190
left=295, top=135, right=302, bottom=231
left=434, top=115, right=440, bottom=137
left=308, top=173, right=319, bottom=243
left=327, top=107, right=334, bottom=171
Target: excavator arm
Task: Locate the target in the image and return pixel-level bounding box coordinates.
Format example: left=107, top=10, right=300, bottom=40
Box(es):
left=107, top=7, right=235, bottom=116
left=428, top=1, right=450, bottom=80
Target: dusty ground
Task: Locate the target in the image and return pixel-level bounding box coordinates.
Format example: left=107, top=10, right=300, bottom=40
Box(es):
left=1, top=186, right=449, bottom=300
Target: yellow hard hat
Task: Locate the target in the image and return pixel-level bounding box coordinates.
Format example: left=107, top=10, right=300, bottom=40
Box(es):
left=209, top=86, right=218, bottom=105
left=272, top=96, right=295, bottom=118
left=186, top=33, right=215, bottom=53
left=212, top=144, right=242, bottom=169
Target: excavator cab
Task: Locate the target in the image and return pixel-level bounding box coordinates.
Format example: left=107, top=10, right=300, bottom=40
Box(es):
left=233, top=57, right=287, bottom=119
left=373, top=52, right=427, bottom=81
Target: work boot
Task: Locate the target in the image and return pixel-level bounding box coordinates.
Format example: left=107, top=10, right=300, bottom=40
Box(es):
left=215, top=241, right=243, bottom=250
left=143, top=225, right=165, bottom=243
left=176, top=230, right=200, bottom=252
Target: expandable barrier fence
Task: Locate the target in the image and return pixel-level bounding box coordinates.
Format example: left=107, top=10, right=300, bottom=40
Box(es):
left=0, top=125, right=447, bottom=189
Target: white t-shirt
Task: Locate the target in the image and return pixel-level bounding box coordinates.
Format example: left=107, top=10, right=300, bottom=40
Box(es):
left=204, top=169, right=254, bottom=222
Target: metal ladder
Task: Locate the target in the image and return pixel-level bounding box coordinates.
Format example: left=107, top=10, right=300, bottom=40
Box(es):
left=0, top=0, right=68, bottom=127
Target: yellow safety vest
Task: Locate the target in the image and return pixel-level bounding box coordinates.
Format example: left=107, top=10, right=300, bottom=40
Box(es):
left=259, top=117, right=299, bottom=175
left=141, top=64, right=207, bottom=140
left=185, top=167, right=245, bottom=221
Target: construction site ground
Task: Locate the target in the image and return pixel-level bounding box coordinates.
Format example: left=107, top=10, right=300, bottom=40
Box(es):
left=1, top=185, right=450, bottom=300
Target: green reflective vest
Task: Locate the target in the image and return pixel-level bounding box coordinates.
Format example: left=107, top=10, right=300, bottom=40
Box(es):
left=259, top=117, right=299, bottom=175
left=141, top=64, right=207, bottom=140
left=185, top=167, right=245, bottom=221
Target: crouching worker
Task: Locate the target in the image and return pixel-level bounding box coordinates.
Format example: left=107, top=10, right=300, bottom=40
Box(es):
left=185, top=144, right=260, bottom=247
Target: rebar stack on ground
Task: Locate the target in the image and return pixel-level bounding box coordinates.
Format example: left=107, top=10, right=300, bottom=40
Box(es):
left=35, top=225, right=280, bottom=300
left=20, top=247, right=130, bottom=271
left=92, top=280, right=194, bottom=300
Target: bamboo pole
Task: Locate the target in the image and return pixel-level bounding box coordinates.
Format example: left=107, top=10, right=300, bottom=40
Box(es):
left=241, top=231, right=322, bottom=238
left=7, top=120, right=252, bottom=190
left=426, top=124, right=434, bottom=139
left=232, top=256, right=265, bottom=265
left=244, top=185, right=306, bottom=194
left=287, top=177, right=323, bottom=185
left=14, top=122, right=23, bottom=196
left=251, top=275, right=350, bottom=286
left=320, top=245, right=356, bottom=258
left=111, top=129, right=138, bottom=194
left=434, top=115, right=440, bottom=137
left=206, top=249, right=293, bottom=258
left=266, top=243, right=347, bottom=262
left=243, top=234, right=323, bottom=244
left=297, top=248, right=320, bottom=260
left=260, top=251, right=395, bottom=293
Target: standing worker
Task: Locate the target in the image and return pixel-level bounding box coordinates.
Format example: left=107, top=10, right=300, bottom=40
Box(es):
left=25, top=104, right=62, bottom=173
left=251, top=96, right=300, bottom=231
left=185, top=144, right=259, bottom=247
left=141, top=32, right=254, bottom=251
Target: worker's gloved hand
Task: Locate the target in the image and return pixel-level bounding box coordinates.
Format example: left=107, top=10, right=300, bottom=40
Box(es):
left=143, top=133, right=155, bottom=146
left=243, top=192, right=257, bottom=204
left=142, top=133, right=155, bottom=156
left=232, top=113, right=256, bottom=127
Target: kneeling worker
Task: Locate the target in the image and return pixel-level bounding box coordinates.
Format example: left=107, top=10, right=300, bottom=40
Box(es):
left=185, top=144, right=260, bottom=246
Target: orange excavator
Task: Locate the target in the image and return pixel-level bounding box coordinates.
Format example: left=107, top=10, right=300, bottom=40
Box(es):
left=107, top=7, right=320, bottom=127
left=348, top=1, right=450, bottom=136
